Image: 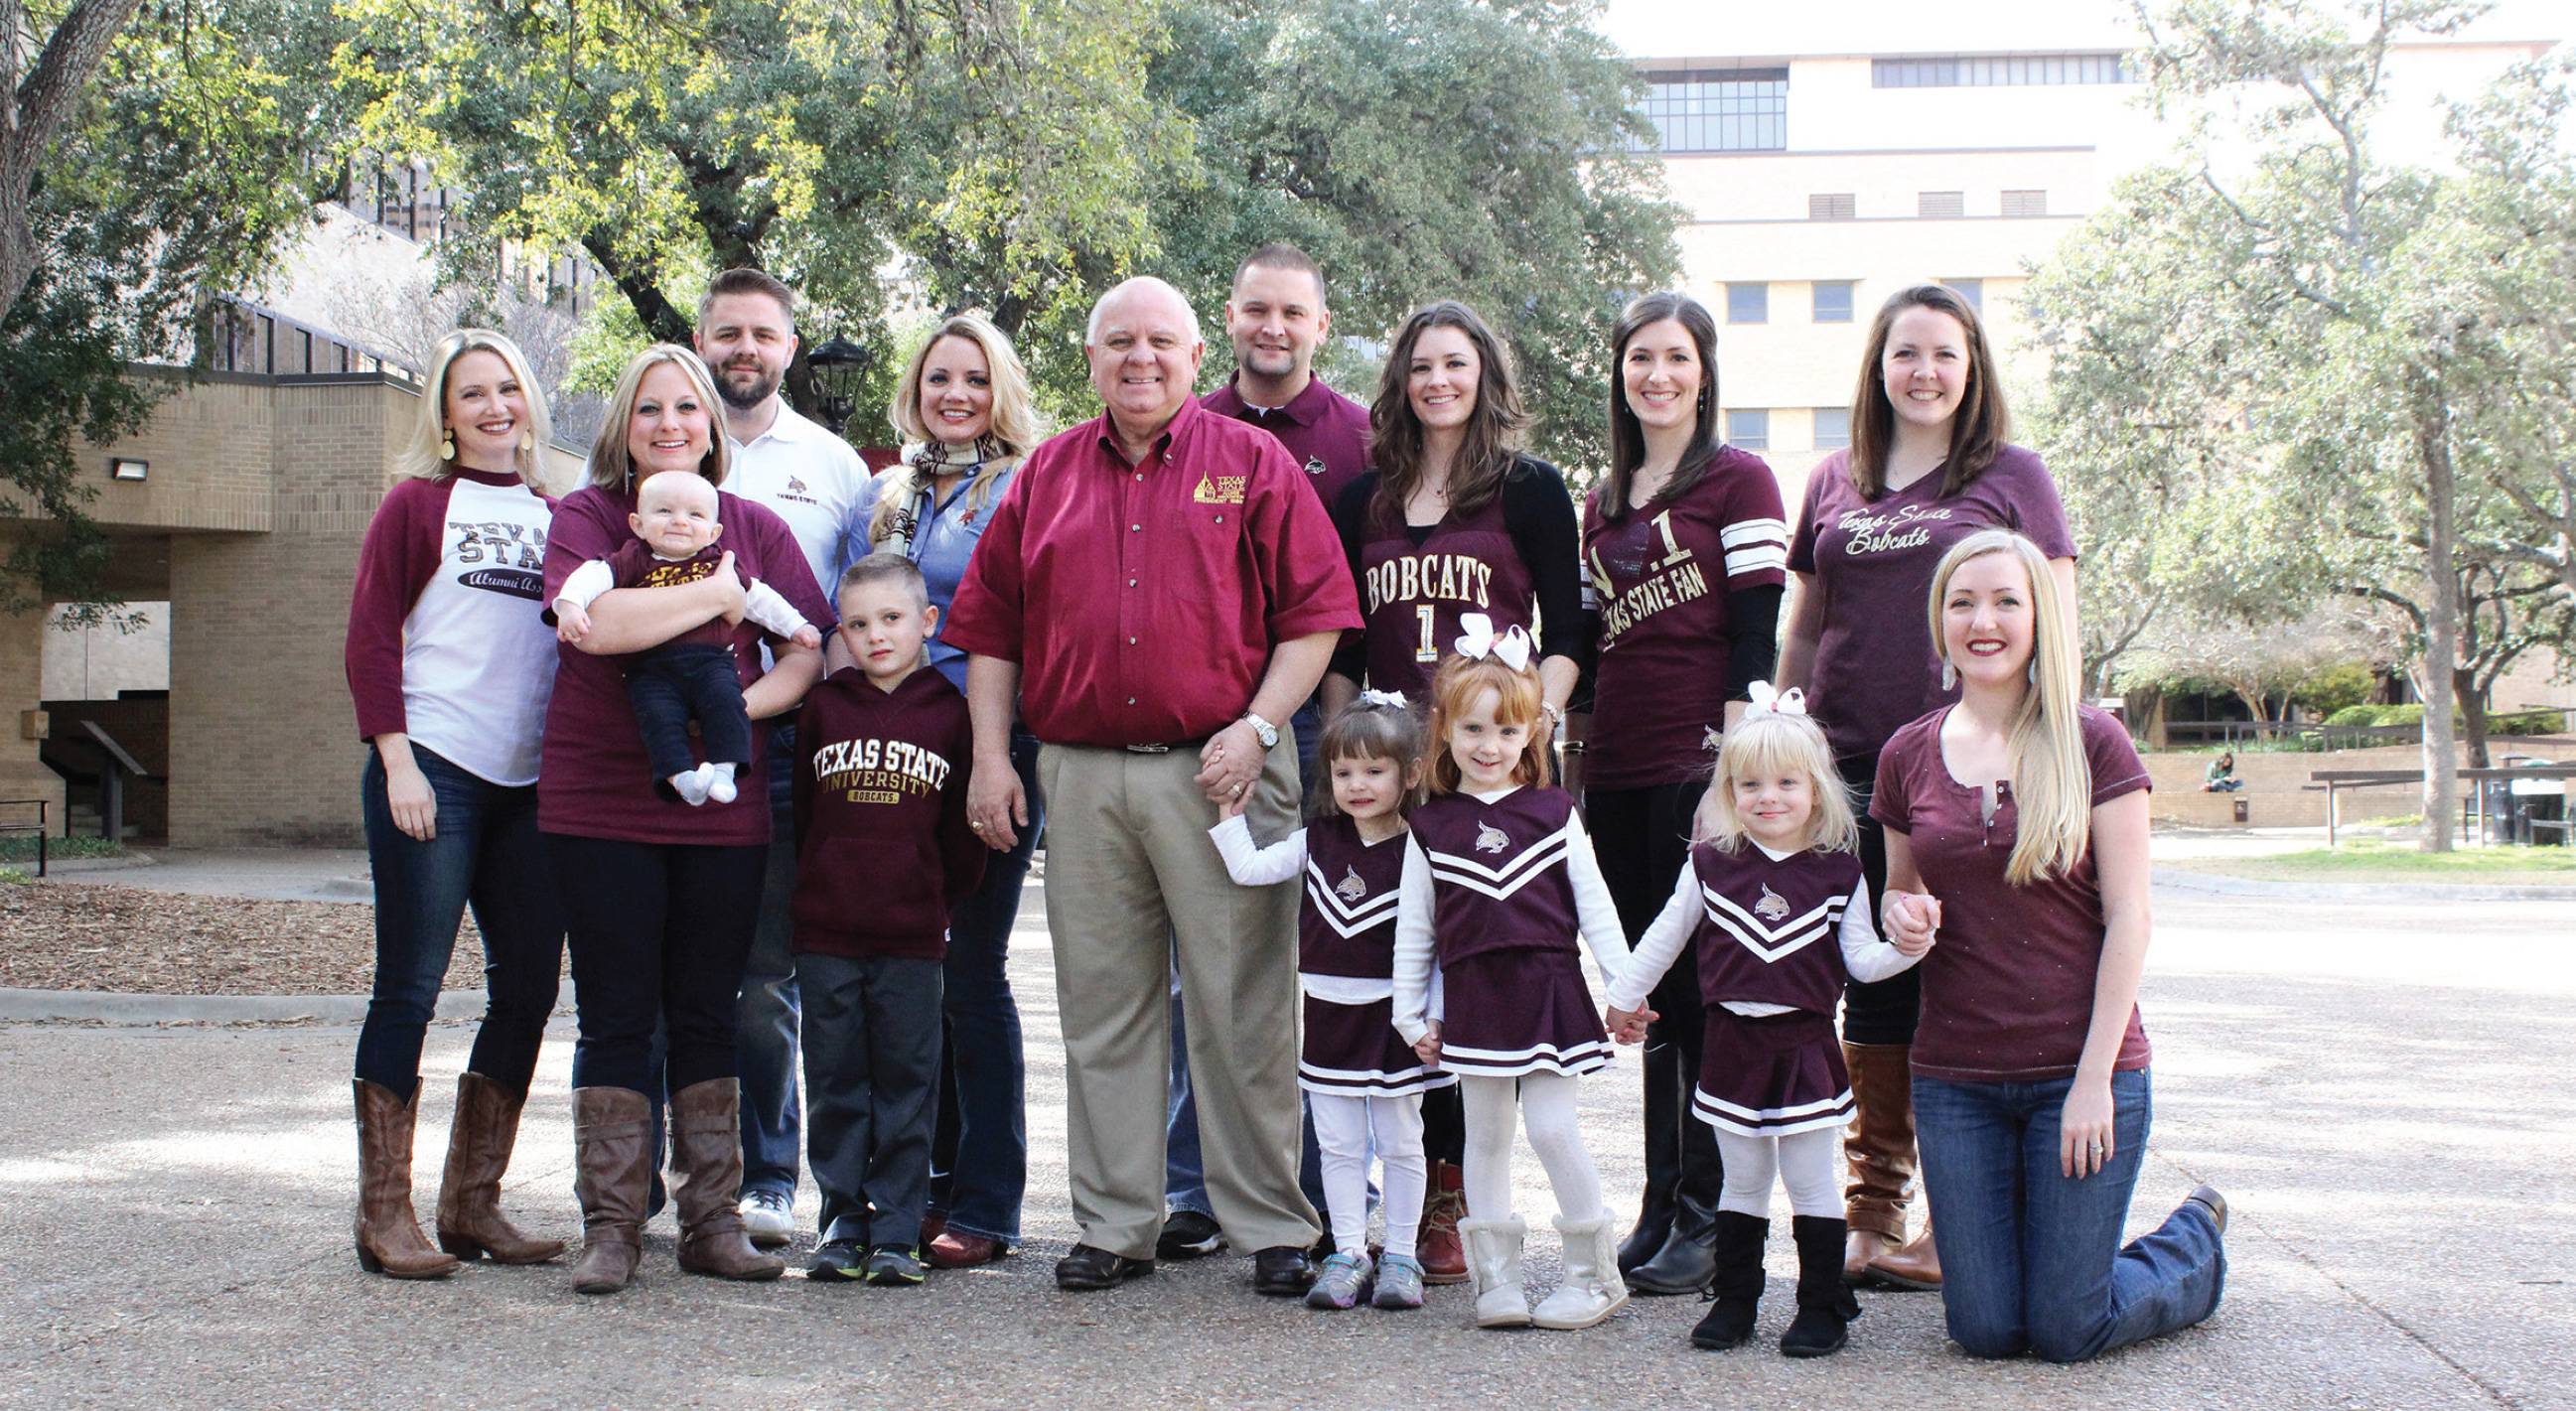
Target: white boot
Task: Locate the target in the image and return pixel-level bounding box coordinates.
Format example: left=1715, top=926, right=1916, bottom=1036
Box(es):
left=1459, top=1216, right=1531, bottom=1329
left=1531, top=1212, right=1628, bottom=1330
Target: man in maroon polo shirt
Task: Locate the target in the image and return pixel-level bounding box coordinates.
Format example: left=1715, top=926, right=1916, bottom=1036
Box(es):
left=943, top=276, right=1361, bottom=1295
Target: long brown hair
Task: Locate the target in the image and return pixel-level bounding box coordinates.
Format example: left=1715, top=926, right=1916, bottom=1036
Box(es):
left=1846, top=283, right=2008, bottom=500
left=1597, top=291, right=1722, bottom=520
left=1368, top=301, right=1526, bottom=529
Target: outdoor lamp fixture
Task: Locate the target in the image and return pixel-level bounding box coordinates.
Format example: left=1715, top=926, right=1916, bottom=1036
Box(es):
left=806, top=335, right=873, bottom=437
left=109, top=457, right=148, bottom=482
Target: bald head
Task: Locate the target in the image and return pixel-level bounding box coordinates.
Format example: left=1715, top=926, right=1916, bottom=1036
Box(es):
left=1085, top=276, right=1206, bottom=447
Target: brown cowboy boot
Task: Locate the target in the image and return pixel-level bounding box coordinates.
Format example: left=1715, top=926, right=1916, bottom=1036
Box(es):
left=1867, top=1213, right=1942, bottom=1291
left=436, top=1072, right=567, bottom=1264
left=1417, top=1160, right=1471, bottom=1285
left=353, top=1079, right=462, bottom=1279
left=668, top=1078, right=786, bottom=1281
left=570, top=1085, right=653, bottom=1295
left=1840, top=1042, right=1914, bottom=1283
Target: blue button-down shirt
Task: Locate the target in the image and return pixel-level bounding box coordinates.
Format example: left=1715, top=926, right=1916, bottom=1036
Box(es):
left=846, top=460, right=1021, bottom=691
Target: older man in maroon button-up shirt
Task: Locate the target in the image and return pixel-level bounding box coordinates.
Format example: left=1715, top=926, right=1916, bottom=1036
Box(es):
left=944, top=276, right=1360, bottom=1292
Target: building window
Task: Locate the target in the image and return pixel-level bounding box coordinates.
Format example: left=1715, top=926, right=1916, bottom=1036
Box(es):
left=1919, top=191, right=1964, bottom=218
left=1872, top=53, right=2130, bottom=87
left=1726, top=283, right=1769, bottom=325
left=2002, top=189, right=2049, bottom=217
left=1944, top=278, right=1984, bottom=313
left=1813, top=407, right=1851, bottom=450
left=1808, top=193, right=1855, bottom=220
left=1633, top=68, right=1789, bottom=154
left=1812, top=281, right=1855, bottom=323
left=1727, top=410, right=1770, bottom=450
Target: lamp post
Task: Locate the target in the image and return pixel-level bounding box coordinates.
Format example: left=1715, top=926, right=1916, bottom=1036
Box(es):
left=806, top=334, right=872, bottom=437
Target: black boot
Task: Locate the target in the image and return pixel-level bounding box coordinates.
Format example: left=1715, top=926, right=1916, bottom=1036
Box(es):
left=1781, top=1214, right=1864, bottom=1356
left=1619, top=1040, right=1683, bottom=1274
left=1688, top=1210, right=1768, bottom=1349
left=1631, top=1103, right=1725, bottom=1294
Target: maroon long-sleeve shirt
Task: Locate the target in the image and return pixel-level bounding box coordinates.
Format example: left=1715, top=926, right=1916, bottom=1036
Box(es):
left=789, top=665, right=986, bottom=959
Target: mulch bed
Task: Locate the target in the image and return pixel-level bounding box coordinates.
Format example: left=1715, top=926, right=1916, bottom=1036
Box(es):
left=0, top=882, right=495, bottom=996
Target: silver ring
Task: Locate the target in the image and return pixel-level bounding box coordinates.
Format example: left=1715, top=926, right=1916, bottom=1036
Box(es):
left=970, top=820, right=986, bottom=831
left=2086, top=1141, right=2103, bottom=1154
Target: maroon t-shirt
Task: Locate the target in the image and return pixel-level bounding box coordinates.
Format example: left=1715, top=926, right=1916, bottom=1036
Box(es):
left=941, top=402, right=1360, bottom=747
left=1357, top=494, right=1532, bottom=699
left=1203, top=373, right=1371, bottom=517
left=1788, top=445, right=2075, bottom=762
left=538, top=479, right=833, bottom=846
left=601, top=540, right=758, bottom=651
left=1583, top=449, right=1789, bottom=788
left=1871, top=704, right=2153, bottom=1083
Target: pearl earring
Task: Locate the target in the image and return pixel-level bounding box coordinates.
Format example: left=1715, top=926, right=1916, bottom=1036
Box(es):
left=1940, top=658, right=1956, bottom=692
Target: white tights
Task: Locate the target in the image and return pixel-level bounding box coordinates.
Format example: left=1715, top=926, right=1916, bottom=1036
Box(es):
left=1459, top=1072, right=1605, bottom=1224
left=1714, top=1124, right=1842, bottom=1218
left=1310, top=1092, right=1428, bottom=1258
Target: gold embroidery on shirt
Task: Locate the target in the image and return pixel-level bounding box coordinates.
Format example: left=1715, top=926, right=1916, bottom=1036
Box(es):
left=1193, top=473, right=1247, bottom=504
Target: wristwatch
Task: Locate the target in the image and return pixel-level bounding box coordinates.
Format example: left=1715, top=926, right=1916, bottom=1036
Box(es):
left=1240, top=713, right=1280, bottom=751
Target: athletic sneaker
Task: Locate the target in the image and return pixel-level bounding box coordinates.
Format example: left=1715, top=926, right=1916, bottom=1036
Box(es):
left=1372, top=1252, right=1426, bottom=1310
left=863, top=1244, right=926, bottom=1287
left=1306, top=1250, right=1373, bottom=1310
left=740, top=1189, right=795, bottom=1249
left=806, top=1239, right=865, bottom=1282
left=1156, top=1209, right=1225, bottom=1260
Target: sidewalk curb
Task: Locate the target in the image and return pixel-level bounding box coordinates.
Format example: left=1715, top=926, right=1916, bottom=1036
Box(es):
left=2153, top=868, right=2576, bottom=903
left=0, top=987, right=490, bottom=1025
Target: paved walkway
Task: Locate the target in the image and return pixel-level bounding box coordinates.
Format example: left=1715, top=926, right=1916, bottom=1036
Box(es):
left=3, top=870, right=2567, bottom=1408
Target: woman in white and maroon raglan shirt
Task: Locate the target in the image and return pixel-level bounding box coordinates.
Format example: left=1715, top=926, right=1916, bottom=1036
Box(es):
left=1580, top=292, right=1789, bottom=1296
left=1766, top=283, right=2076, bottom=1291
left=540, top=345, right=833, bottom=1295
left=344, top=330, right=569, bottom=1280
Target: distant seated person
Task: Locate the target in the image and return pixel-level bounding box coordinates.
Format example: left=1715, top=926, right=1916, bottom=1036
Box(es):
left=553, top=470, right=820, bottom=805
left=2202, top=752, right=2242, bottom=793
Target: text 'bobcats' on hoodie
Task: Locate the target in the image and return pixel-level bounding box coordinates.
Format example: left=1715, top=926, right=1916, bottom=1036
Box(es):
left=789, top=664, right=985, bottom=958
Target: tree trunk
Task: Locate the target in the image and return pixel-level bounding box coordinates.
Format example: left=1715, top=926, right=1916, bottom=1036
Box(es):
left=1, top=0, right=153, bottom=321
left=2416, top=390, right=2461, bottom=853
left=2454, top=665, right=2490, bottom=770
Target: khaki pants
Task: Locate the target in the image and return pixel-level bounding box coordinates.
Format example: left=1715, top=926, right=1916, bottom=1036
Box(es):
left=1038, top=741, right=1318, bottom=1259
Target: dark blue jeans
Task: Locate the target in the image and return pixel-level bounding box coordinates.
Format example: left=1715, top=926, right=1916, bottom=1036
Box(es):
left=930, top=730, right=1044, bottom=1244
left=735, top=731, right=803, bottom=1199
left=357, top=747, right=564, bottom=1102
left=1915, top=1069, right=2225, bottom=1362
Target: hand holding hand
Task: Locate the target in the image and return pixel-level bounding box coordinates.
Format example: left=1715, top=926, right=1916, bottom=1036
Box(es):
left=1412, top=1021, right=1443, bottom=1067
left=553, top=601, right=592, bottom=644
left=1883, top=890, right=1942, bottom=956
left=1604, top=1004, right=1655, bottom=1045
left=1194, top=721, right=1264, bottom=805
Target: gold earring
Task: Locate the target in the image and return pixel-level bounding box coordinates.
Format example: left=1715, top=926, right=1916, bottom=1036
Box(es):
left=441, top=430, right=456, bottom=460
left=519, top=429, right=535, bottom=451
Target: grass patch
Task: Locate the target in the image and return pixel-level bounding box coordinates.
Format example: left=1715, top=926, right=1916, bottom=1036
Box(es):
left=2165, top=838, right=2576, bottom=887
left=0, top=836, right=125, bottom=864
left=0, top=866, right=28, bottom=886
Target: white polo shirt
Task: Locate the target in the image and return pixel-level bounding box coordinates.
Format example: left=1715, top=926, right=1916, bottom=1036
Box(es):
left=724, top=400, right=870, bottom=603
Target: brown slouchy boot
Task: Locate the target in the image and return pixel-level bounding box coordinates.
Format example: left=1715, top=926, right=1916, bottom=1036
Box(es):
left=668, top=1078, right=786, bottom=1281
left=1840, top=1042, right=1916, bottom=1283
left=354, top=1079, right=462, bottom=1279
left=570, top=1085, right=653, bottom=1295
left=436, top=1072, right=567, bottom=1264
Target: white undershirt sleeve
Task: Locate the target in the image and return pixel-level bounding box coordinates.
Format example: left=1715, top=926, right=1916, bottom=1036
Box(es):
left=1392, top=835, right=1438, bottom=1046
left=555, top=558, right=615, bottom=614
left=1209, top=816, right=1308, bottom=888
left=1838, top=876, right=1921, bottom=984
left=1562, top=810, right=1631, bottom=988
left=1607, top=862, right=1701, bottom=1014
left=741, top=577, right=810, bottom=639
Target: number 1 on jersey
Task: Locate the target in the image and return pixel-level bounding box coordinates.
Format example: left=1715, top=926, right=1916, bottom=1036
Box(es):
left=1416, top=604, right=1438, bottom=662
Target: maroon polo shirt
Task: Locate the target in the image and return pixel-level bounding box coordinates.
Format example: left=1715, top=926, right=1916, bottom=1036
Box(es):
left=1788, top=444, right=2075, bottom=763
left=1203, top=372, right=1372, bottom=515
left=538, top=480, right=834, bottom=845
left=941, top=401, right=1361, bottom=748
left=1871, top=704, right=2153, bottom=1083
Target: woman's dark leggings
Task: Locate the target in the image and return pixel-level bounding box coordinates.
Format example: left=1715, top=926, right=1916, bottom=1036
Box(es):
left=547, top=833, right=768, bottom=1096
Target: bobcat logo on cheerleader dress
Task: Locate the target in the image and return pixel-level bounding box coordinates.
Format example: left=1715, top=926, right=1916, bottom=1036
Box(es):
left=1754, top=884, right=1791, bottom=921
left=1475, top=822, right=1511, bottom=854
left=1334, top=866, right=1368, bottom=904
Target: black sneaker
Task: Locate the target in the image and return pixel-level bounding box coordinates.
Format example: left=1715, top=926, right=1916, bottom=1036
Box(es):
left=1156, top=1209, right=1225, bottom=1260
left=863, top=1245, right=926, bottom=1287
left=806, top=1239, right=865, bottom=1283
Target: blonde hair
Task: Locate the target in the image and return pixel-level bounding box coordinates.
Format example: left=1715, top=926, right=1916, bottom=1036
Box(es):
left=870, top=315, right=1045, bottom=545
left=1425, top=653, right=1553, bottom=794
left=1928, top=528, right=2089, bottom=884
left=400, top=330, right=554, bottom=491
left=1701, top=709, right=1858, bottom=856
left=587, top=344, right=732, bottom=492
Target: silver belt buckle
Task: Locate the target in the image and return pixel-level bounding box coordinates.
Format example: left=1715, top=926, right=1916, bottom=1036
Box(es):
left=1124, top=743, right=1172, bottom=755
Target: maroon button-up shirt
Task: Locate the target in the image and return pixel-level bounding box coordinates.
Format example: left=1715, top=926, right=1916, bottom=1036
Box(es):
left=1202, top=372, right=1373, bottom=516
left=943, top=401, right=1361, bottom=748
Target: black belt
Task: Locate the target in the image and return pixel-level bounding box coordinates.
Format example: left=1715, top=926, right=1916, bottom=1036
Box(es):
left=1122, top=734, right=1213, bottom=755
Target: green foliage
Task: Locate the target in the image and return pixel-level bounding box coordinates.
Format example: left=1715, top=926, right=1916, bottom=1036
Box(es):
left=0, top=834, right=124, bottom=863
left=2292, top=660, right=2378, bottom=719
left=2323, top=703, right=2566, bottom=734
left=4, top=0, right=343, bottom=618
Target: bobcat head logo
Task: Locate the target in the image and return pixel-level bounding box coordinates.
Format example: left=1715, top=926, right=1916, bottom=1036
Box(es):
left=787, top=475, right=808, bottom=495
left=1304, top=456, right=1328, bottom=478
left=1475, top=822, right=1510, bottom=854
left=1702, top=725, right=1724, bottom=753
left=1334, top=866, right=1368, bottom=904
left=1754, top=884, right=1791, bottom=921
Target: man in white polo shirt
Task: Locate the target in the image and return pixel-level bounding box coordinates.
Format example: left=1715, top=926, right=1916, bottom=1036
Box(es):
left=694, top=266, right=874, bottom=1247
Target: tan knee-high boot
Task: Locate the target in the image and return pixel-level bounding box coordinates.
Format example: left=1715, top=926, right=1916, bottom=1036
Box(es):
left=354, top=1079, right=462, bottom=1279
left=1840, top=1042, right=1914, bottom=1278
left=668, top=1078, right=786, bottom=1281
left=570, top=1085, right=653, bottom=1295
left=436, top=1072, right=567, bottom=1264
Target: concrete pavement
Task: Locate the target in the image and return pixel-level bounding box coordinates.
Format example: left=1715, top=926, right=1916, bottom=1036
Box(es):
left=1, top=883, right=2567, bottom=1409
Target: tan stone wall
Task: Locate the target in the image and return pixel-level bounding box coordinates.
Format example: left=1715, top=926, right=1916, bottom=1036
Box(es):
left=167, top=380, right=413, bottom=846
left=0, top=566, right=66, bottom=837
left=2143, top=738, right=2576, bottom=829
left=74, top=374, right=278, bottom=533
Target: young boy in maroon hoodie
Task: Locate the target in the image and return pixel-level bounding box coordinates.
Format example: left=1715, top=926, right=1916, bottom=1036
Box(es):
left=792, top=553, right=985, bottom=1285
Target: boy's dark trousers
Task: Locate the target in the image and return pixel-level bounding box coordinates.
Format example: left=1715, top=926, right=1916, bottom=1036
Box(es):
left=799, top=950, right=943, bottom=1249
left=626, top=643, right=752, bottom=788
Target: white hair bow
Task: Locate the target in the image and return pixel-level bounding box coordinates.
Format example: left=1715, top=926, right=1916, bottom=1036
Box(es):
left=1358, top=689, right=1408, bottom=710
left=1453, top=613, right=1533, bottom=671
left=1746, top=680, right=1808, bottom=717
